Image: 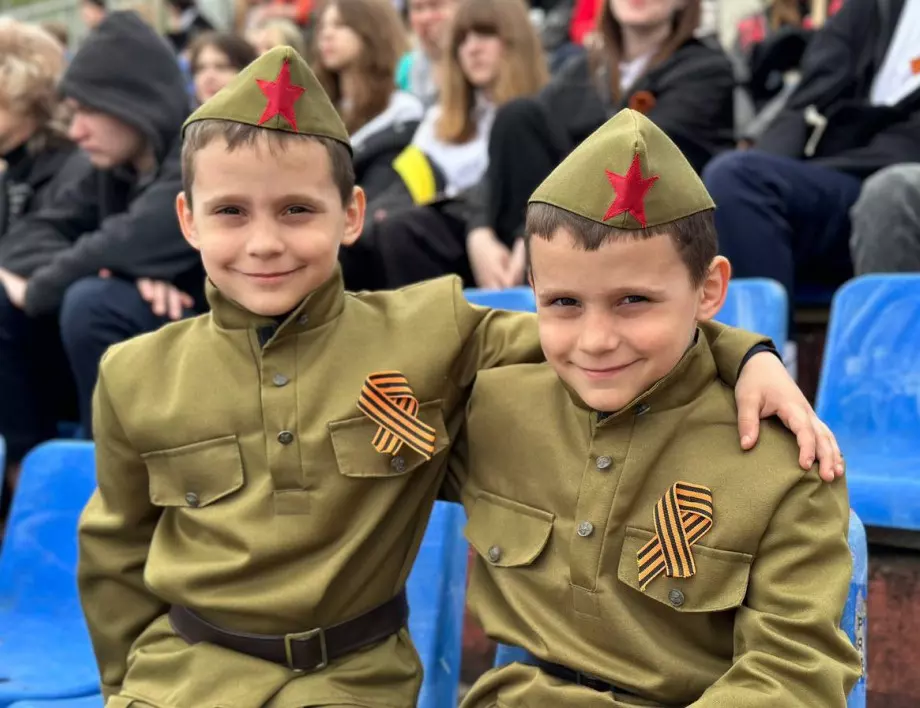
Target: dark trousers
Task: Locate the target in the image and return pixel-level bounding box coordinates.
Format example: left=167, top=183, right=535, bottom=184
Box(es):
left=0, top=276, right=176, bottom=464
left=703, top=151, right=863, bottom=300
left=486, top=97, right=573, bottom=242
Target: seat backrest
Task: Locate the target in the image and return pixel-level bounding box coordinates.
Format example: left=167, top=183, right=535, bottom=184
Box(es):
left=406, top=500, right=468, bottom=708
left=464, top=287, right=537, bottom=313
left=816, top=275, right=920, bottom=446
left=715, top=278, right=788, bottom=347
left=0, top=441, right=96, bottom=615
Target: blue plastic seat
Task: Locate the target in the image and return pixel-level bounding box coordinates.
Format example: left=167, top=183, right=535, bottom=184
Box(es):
left=816, top=274, right=920, bottom=530
left=0, top=441, right=99, bottom=706
left=9, top=697, right=102, bottom=708
left=494, top=511, right=869, bottom=708
left=464, top=287, right=536, bottom=313
left=715, top=278, right=788, bottom=347
left=406, top=500, right=468, bottom=708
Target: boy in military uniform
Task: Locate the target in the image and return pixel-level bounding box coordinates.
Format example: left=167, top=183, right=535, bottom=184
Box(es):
left=77, top=48, right=844, bottom=708
left=453, top=109, right=861, bottom=708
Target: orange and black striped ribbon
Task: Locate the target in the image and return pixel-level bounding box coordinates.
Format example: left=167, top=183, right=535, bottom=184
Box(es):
left=637, top=482, right=714, bottom=591
left=357, top=371, right=436, bottom=460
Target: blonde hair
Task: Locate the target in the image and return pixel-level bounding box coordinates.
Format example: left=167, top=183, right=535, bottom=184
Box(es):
left=312, top=0, right=409, bottom=135
left=437, top=0, right=548, bottom=144
left=0, top=18, right=71, bottom=152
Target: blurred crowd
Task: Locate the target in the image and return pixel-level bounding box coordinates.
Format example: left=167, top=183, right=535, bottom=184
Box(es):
left=1, top=0, right=919, bottom=515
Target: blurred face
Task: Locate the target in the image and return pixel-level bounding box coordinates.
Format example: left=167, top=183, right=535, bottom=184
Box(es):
left=80, top=0, right=106, bottom=29
left=0, top=103, right=37, bottom=155
left=316, top=4, right=363, bottom=72
left=408, top=0, right=457, bottom=57
left=457, top=29, right=504, bottom=90
left=609, top=0, right=682, bottom=29
left=194, top=45, right=240, bottom=104
left=178, top=135, right=365, bottom=317
left=530, top=229, right=728, bottom=413
left=66, top=100, right=147, bottom=169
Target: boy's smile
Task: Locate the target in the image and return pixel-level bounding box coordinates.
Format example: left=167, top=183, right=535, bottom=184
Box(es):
left=530, top=228, right=728, bottom=413
left=177, top=134, right=363, bottom=317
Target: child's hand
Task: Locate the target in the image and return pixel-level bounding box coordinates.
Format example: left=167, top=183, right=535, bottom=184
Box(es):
left=735, top=351, right=844, bottom=483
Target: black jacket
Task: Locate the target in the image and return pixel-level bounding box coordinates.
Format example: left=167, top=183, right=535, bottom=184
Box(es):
left=0, top=142, right=91, bottom=241
left=538, top=38, right=736, bottom=173
left=0, top=11, right=198, bottom=316
left=756, top=0, right=920, bottom=179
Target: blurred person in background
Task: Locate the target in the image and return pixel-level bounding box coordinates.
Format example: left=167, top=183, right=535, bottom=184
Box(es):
left=396, top=0, right=458, bottom=106
left=246, top=17, right=308, bottom=56
left=0, top=12, right=201, bottom=496
left=187, top=31, right=258, bottom=104
left=80, top=0, right=108, bottom=30
left=342, top=0, right=548, bottom=289
left=314, top=0, right=423, bottom=200
left=0, top=19, right=89, bottom=244
left=467, top=0, right=735, bottom=288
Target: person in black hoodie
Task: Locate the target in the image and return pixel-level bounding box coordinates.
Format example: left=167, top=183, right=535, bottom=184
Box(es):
left=703, top=0, right=920, bottom=308
left=0, top=11, right=199, bottom=487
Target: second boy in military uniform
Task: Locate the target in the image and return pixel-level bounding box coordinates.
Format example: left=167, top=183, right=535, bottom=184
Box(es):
left=453, top=110, right=861, bottom=708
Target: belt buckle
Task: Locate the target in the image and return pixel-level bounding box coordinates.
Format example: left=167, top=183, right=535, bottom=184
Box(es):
left=284, top=627, right=328, bottom=673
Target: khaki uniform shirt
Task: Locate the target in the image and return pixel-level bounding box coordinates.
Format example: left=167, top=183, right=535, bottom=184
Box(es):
left=78, top=269, right=763, bottom=708
left=453, top=334, right=861, bottom=708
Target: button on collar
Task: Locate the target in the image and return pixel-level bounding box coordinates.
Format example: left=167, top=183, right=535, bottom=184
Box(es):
left=185, top=492, right=200, bottom=507
left=487, top=545, right=502, bottom=563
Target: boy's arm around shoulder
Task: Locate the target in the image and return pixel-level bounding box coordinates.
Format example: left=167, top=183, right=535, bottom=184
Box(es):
left=77, top=347, right=168, bottom=701
left=690, top=447, right=861, bottom=706
left=699, top=320, right=773, bottom=387
left=448, top=281, right=543, bottom=389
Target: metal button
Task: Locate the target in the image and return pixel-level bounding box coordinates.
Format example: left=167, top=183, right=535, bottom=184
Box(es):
left=391, top=455, right=407, bottom=473
left=668, top=589, right=685, bottom=607
left=487, top=545, right=502, bottom=563
left=596, top=455, right=613, bottom=470
left=635, top=403, right=650, bottom=416
left=577, top=521, right=594, bottom=537
left=297, top=314, right=309, bottom=325
left=277, top=430, right=294, bottom=445
left=185, top=492, right=200, bottom=507
left=272, top=373, right=289, bottom=387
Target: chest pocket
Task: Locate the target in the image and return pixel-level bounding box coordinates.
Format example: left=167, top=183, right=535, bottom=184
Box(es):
left=617, top=526, right=752, bottom=613
left=465, top=491, right=554, bottom=568
left=142, top=435, right=244, bottom=508
left=329, top=399, right=449, bottom=478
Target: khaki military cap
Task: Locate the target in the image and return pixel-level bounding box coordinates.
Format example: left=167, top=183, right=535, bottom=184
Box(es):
left=529, top=108, right=714, bottom=230
left=183, top=46, right=350, bottom=150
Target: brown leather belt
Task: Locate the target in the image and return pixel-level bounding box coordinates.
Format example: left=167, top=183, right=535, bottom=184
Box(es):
left=168, top=589, right=409, bottom=672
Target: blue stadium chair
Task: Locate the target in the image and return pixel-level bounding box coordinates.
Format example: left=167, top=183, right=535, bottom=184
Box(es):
left=715, top=278, right=788, bottom=347
left=493, top=511, right=869, bottom=708
left=816, top=274, right=920, bottom=530
left=407, top=500, right=468, bottom=708
left=464, top=287, right=536, bottom=313
left=0, top=441, right=99, bottom=706
left=9, top=697, right=102, bottom=708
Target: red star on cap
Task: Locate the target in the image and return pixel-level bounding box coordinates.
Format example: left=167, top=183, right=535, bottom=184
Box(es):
left=603, top=153, right=659, bottom=227
left=257, top=59, right=305, bottom=131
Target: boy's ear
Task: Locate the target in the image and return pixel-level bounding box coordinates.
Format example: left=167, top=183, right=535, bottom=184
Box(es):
left=176, top=192, right=201, bottom=252
left=341, top=186, right=366, bottom=247
left=696, top=256, right=731, bottom=321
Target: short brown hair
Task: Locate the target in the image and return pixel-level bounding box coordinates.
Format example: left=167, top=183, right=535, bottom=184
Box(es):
left=525, top=202, right=717, bottom=286
left=181, top=120, right=355, bottom=206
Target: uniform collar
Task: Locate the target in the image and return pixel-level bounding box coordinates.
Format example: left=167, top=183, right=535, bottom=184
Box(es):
left=561, top=328, right=717, bottom=423
left=206, top=264, right=346, bottom=340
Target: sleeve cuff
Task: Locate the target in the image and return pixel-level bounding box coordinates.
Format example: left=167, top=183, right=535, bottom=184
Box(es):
left=738, top=341, right=782, bottom=379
